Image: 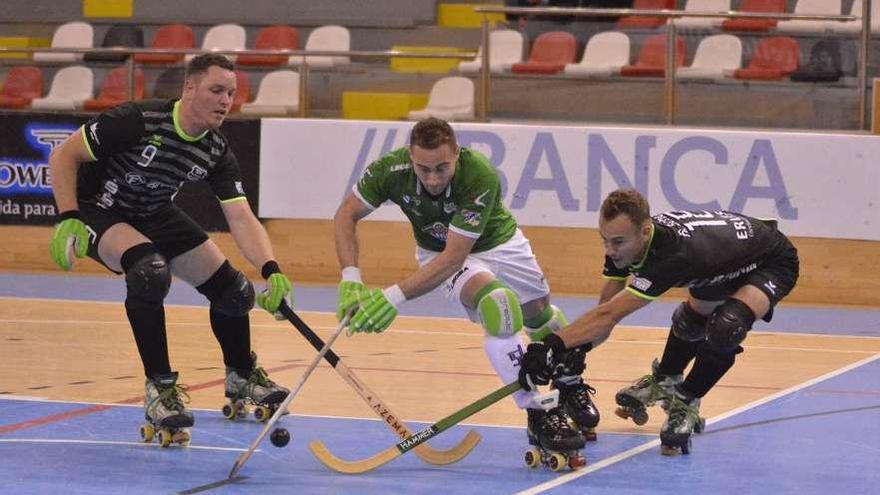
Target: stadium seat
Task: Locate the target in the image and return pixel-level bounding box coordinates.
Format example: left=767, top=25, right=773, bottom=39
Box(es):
left=458, top=29, right=524, bottom=74
left=239, top=70, right=299, bottom=116
left=84, top=24, right=143, bottom=63
left=134, top=24, right=194, bottom=66
left=832, top=0, right=880, bottom=35
left=407, top=76, right=474, bottom=121
left=510, top=31, right=577, bottom=75
left=231, top=70, right=251, bottom=112
left=776, top=0, right=841, bottom=35
left=620, top=34, right=685, bottom=77
left=33, top=21, right=93, bottom=63
left=30, top=66, right=93, bottom=110
left=677, top=34, right=742, bottom=80
left=238, top=25, right=299, bottom=67
left=734, top=36, right=799, bottom=80
left=564, top=31, right=630, bottom=77
left=616, top=0, right=675, bottom=30
left=722, top=0, right=785, bottom=33
left=790, top=39, right=843, bottom=83
left=82, top=66, right=145, bottom=111
left=289, top=25, right=350, bottom=69
left=675, top=0, right=730, bottom=30
left=185, top=24, right=245, bottom=64
left=151, top=68, right=184, bottom=99
left=0, top=66, right=43, bottom=109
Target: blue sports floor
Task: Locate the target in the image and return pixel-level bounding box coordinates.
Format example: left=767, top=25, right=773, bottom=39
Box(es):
left=0, top=272, right=878, bottom=494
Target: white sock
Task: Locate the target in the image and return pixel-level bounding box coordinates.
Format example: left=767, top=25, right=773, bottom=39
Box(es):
left=483, top=334, right=535, bottom=409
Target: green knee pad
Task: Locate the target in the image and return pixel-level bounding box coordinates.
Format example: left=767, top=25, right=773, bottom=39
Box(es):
left=475, top=281, right=523, bottom=338
left=525, top=304, right=568, bottom=341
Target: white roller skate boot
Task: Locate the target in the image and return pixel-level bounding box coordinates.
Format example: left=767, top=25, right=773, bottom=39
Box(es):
left=222, top=352, right=289, bottom=423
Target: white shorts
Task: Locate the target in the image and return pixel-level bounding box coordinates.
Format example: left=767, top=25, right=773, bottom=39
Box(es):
left=416, top=228, right=550, bottom=323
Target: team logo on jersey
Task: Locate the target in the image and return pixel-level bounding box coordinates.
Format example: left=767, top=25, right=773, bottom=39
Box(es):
left=402, top=195, right=411, bottom=204
left=88, top=122, right=100, bottom=145
left=187, top=165, right=208, bottom=181
left=443, top=202, right=456, bottom=214
left=125, top=173, right=145, bottom=186
left=234, top=181, right=245, bottom=195
left=631, top=277, right=652, bottom=292
left=473, top=190, right=489, bottom=207
left=148, top=134, right=162, bottom=147
left=421, top=222, right=448, bottom=242
left=390, top=163, right=410, bottom=172
left=763, top=280, right=777, bottom=296
left=461, top=209, right=481, bottom=227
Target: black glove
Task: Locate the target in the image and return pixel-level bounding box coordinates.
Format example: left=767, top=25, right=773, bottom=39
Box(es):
left=518, top=333, right=566, bottom=391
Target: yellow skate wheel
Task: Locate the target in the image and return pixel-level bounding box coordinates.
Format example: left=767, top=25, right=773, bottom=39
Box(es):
left=157, top=428, right=173, bottom=448
left=222, top=403, right=237, bottom=421
left=254, top=405, right=271, bottom=423
left=139, top=423, right=155, bottom=443
left=548, top=453, right=567, bottom=472
left=235, top=401, right=249, bottom=420
left=524, top=448, right=541, bottom=469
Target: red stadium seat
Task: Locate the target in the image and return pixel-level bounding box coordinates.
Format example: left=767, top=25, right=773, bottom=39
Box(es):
left=734, top=36, right=799, bottom=81
left=722, top=0, right=786, bottom=33
left=616, top=0, right=675, bottom=29
left=0, top=66, right=43, bottom=109
left=510, top=31, right=577, bottom=75
left=82, top=66, right=145, bottom=111
left=134, top=24, right=194, bottom=65
left=238, top=25, right=299, bottom=66
left=619, top=34, right=685, bottom=77
left=231, top=70, right=251, bottom=112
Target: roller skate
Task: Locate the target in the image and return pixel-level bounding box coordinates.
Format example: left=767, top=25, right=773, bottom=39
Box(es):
left=222, top=352, right=289, bottom=423
left=659, top=387, right=705, bottom=456
left=140, top=372, right=193, bottom=448
left=615, top=358, right=682, bottom=426
left=554, top=375, right=600, bottom=441
left=523, top=391, right=587, bottom=472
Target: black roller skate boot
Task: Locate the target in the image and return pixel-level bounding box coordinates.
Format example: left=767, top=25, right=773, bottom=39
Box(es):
left=660, top=386, right=705, bottom=456
left=140, top=371, right=193, bottom=447
left=615, top=358, right=683, bottom=426
left=524, top=392, right=587, bottom=472
left=222, top=352, right=289, bottom=423
left=554, top=375, right=600, bottom=441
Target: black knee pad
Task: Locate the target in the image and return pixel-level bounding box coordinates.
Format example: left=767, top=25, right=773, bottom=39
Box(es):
left=706, top=298, right=755, bottom=354
left=121, top=244, right=171, bottom=303
left=197, top=261, right=255, bottom=317
left=671, top=302, right=708, bottom=342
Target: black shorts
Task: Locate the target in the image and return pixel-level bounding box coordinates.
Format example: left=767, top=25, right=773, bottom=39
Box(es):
left=689, top=233, right=799, bottom=322
left=79, top=202, right=209, bottom=274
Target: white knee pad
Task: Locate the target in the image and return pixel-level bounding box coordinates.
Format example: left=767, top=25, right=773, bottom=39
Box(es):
left=476, top=281, right=523, bottom=338
left=525, top=304, right=568, bottom=342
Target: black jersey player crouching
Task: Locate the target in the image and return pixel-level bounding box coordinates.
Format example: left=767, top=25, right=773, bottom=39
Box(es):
left=518, top=188, right=799, bottom=455
left=48, top=54, right=292, bottom=446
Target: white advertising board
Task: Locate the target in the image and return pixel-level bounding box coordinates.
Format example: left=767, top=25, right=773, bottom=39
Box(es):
left=259, top=119, right=880, bottom=241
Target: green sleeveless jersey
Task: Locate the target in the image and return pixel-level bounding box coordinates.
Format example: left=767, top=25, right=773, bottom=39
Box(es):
left=354, top=146, right=518, bottom=252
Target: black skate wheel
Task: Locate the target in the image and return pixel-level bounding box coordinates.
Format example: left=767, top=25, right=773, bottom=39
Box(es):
left=270, top=427, right=290, bottom=447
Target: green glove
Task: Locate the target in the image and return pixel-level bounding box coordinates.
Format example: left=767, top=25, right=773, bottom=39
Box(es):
left=349, top=286, right=403, bottom=334
left=49, top=212, right=89, bottom=271
left=337, top=280, right=366, bottom=322
left=256, top=261, right=292, bottom=319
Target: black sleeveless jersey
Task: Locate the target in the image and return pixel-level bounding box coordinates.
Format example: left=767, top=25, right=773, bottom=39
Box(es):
left=603, top=210, right=787, bottom=299
left=78, top=99, right=245, bottom=217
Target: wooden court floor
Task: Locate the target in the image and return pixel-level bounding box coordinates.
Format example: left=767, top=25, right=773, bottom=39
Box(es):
left=2, top=297, right=878, bottom=434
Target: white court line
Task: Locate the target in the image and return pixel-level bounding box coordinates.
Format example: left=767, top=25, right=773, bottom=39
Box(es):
left=0, top=438, right=256, bottom=452
left=514, top=351, right=880, bottom=495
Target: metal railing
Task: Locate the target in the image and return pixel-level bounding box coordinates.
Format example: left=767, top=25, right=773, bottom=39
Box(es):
left=0, top=46, right=477, bottom=118
left=476, top=5, right=865, bottom=128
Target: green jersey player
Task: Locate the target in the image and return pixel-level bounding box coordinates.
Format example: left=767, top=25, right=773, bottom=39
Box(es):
left=333, top=117, right=596, bottom=468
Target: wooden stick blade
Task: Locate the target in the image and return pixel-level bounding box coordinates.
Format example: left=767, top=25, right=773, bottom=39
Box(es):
left=309, top=440, right=401, bottom=474
left=412, top=430, right=482, bottom=465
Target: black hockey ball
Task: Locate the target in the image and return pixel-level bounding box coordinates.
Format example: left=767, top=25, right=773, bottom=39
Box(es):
left=270, top=427, right=290, bottom=448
